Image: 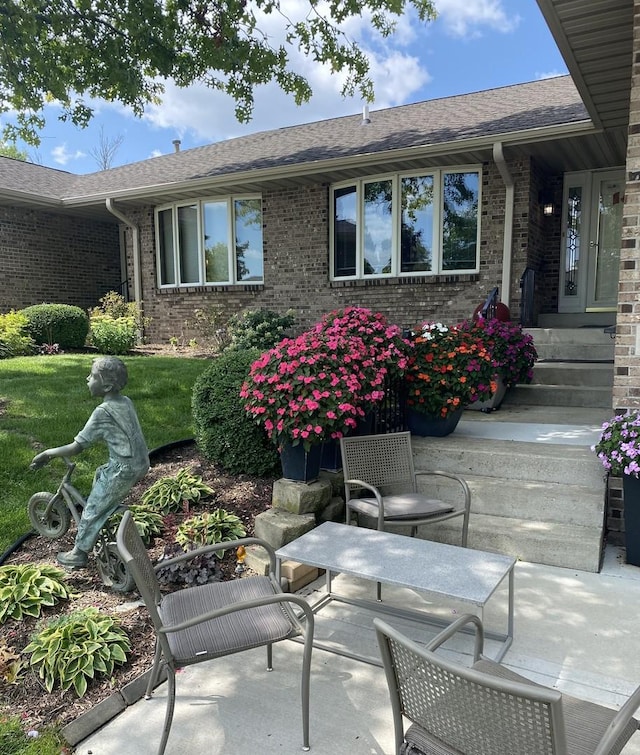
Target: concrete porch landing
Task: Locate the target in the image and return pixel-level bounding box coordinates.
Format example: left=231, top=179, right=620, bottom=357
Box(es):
left=75, top=550, right=640, bottom=754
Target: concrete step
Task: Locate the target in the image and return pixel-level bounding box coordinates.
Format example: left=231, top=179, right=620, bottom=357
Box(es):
left=526, top=327, right=614, bottom=362
left=412, top=434, right=606, bottom=488
left=461, top=475, right=604, bottom=527
left=415, top=513, right=603, bottom=572
left=531, top=362, right=613, bottom=388
left=505, top=384, right=612, bottom=408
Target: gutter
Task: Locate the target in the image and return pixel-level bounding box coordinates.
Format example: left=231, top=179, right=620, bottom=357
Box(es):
left=60, top=120, right=597, bottom=207
left=492, top=142, right=514, bottom=311
left=105, top=198, right=142, bottom=308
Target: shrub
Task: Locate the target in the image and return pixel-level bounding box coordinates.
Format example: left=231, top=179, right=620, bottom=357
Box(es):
left=0, top=310, right=34, bottom=357
left=88, top=291, right=145, bottom=354
left=192, top=348, right=279, bottom=475
left=190, top=305, right=231, bottom=353
left=175, top=509, right=246, bottom=549
left=21, top=303, right=89, bottom=348
left=24, top=607, right=130, bottom=697
left=141, top=467, right=216, bottom=514
left=225, top=308, right=296, bottom=352
left=0, top=564, right=73, bottom=624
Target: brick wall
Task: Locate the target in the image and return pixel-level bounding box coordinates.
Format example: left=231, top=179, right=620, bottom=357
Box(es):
left=0, top=206, right=121, bottom=312
left=126, top=159, right=535, bottom=343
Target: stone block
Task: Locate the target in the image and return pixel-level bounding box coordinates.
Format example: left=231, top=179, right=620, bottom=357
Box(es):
left=319, top=469, right=345, bottom=496
left=254, top=508, right=316, bottom=549
left=317, top=496, right=346, bottom=524
left=272, top=478, right=332, bottom=515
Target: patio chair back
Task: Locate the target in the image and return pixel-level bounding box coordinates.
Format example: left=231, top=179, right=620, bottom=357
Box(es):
left=341, top=431, right=417, bottom=496
left=375, top=615, right=640, bottom=755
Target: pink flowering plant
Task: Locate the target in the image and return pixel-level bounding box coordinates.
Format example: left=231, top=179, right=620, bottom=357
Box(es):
left=593, top=411, right=640, bottom=477
left=404, top=322, right=497, bottom=418
left=459, top=317, right=537, bottom=387
left=312, top=306, right=410, bottom=381
left=241, top=321, right=405, bottom=451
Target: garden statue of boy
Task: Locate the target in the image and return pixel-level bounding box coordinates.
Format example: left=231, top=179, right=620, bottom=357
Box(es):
left=30, top=356, right=150, bottom=568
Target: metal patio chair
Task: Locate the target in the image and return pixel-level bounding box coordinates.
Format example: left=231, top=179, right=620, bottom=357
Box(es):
left=375, top=614, right=640, bottom=755
left=116, top=510, right=315, bottom=755
left=339, top=431, right=470, bottom=543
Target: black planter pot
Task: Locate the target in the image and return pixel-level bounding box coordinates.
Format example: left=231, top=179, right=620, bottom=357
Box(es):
left=622, top=474, right=640, bottom=566
left=279, top=442, right=322, bottom=483
left=406, top=407, right=464, bottom=437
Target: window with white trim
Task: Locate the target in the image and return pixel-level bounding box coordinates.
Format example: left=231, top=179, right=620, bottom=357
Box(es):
left=156, top=196, right=263, bottom=286
left=331, top=168, right=480, bottom=279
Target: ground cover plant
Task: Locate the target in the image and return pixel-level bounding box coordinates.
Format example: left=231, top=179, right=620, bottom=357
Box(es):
left=0, top=353, right=208, bottom=554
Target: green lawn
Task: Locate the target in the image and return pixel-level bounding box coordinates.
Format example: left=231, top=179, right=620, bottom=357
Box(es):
left=0, top=354, right=209, bottom=554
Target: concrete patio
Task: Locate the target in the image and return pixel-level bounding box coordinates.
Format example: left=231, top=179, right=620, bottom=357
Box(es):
left=74, top=543, right=640, bottom=755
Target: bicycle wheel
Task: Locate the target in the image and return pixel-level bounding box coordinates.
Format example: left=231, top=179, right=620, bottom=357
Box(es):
left=95, top=542, right=135, bottom=593
left=28, top=492, right=71, bottom=539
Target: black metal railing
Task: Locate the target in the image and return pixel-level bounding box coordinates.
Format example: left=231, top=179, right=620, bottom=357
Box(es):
left=519, top=267, right=535, bottom=326
left=479, top=287, right=499, bottom=319
left=371, top=374, right=408, bottom=434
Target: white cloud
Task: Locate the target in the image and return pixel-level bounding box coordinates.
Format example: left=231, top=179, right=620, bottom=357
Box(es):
left=433, top=0, right=518, bottom=37
left=536, top=69, right=567, bottom=80
left=51, top=144, right=86, bottom=166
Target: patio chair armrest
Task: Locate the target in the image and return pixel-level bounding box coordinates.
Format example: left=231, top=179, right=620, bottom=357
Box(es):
left=153, top=536, right=278, bottom=573
left=593, top=683, right=640, bottom=755
left=414, top=470, right=471, bottom=510
left=425, top=613, right=484, bottom=661
left=158, top=591, right=315, bottom=635
left=344, top=478, right=385, bottom=528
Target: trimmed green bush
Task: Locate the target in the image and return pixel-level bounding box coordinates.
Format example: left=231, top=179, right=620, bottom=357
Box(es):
left=0, top=310, right=34, bottom=357
left=88, top=291, right=145, bottom=354
left=225, top=308, right=296, bottom=352
left=21, top=303, right=89, bottom=348
left=192, top=348, right=279, bottom=475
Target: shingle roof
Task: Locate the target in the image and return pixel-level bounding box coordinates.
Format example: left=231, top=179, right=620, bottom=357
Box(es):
left=0, top=75, right=588, bottom=204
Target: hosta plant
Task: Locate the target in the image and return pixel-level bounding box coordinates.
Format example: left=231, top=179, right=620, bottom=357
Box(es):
left=175, top=509, right=246, bottom=549
left=110, top=503, right=164, bottom=544
left=24, top=607, right=130, bottom=697
left=141, top=467, right=216, bottom=514
left=0, top=564, right=73, bottom=624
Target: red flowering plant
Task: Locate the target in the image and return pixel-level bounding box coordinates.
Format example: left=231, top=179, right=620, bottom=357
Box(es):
left=458, top=317, right=537, bottom=387
left=241, top=328, right=392, bottom=451
left=404, top=322, right=497, bottom=418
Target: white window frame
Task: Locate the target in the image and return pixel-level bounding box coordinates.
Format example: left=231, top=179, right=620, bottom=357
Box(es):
left=155, top=195, right=263, bottom=288
left=330, top=165, right=481, bottom=280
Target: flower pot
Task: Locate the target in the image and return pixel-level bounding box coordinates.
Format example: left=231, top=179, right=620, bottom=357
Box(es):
left=279, top=442, right=322, bottom=483
left=320, top=438, right=343, bottom=472
left=406, top=407, right=463, bottom=437
left=622, top=474, right=640, bottom=566
left=466, top=375, right=508, bottom=413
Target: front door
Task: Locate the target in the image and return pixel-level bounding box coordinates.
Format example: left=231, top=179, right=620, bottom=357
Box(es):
left=559, top=169, right=624, bottom=314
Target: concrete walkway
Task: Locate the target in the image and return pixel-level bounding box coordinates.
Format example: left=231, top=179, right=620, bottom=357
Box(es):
left=75, top=546, right=640, bottom=755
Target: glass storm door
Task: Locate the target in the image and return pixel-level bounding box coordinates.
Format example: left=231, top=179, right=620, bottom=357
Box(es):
left=559, top=170, right=623, bottom=313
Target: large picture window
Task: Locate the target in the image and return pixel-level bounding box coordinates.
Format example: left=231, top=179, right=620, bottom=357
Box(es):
left=156, top=196, right=263, bottom=287
left=331, top=168, right=480, bottom=279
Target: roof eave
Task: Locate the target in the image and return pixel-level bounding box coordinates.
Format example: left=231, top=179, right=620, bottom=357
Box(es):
left=60, top=119, right=596, bottom=208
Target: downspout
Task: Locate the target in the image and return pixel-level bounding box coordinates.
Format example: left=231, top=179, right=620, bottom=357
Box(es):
left=105, top=197, right=142, bottom=308
left=492, top=142, right=514, bottom=311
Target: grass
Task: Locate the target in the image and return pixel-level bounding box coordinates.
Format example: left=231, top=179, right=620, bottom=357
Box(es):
left=0, top=714, right=68, bottom=754
left=0, top=354, right=209, bottom=554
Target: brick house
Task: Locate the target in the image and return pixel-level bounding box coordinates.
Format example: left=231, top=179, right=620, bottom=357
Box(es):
left=1, top=0, right=639, bottom=411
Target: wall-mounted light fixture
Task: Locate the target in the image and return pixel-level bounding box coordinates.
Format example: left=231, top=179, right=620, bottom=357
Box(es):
left=538, top=190, right=555, bottom=217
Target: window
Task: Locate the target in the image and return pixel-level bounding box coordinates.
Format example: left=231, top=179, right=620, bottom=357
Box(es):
left=330, top=168, right=480, bottom=279
left=156, top=196, right=263, bottom=286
